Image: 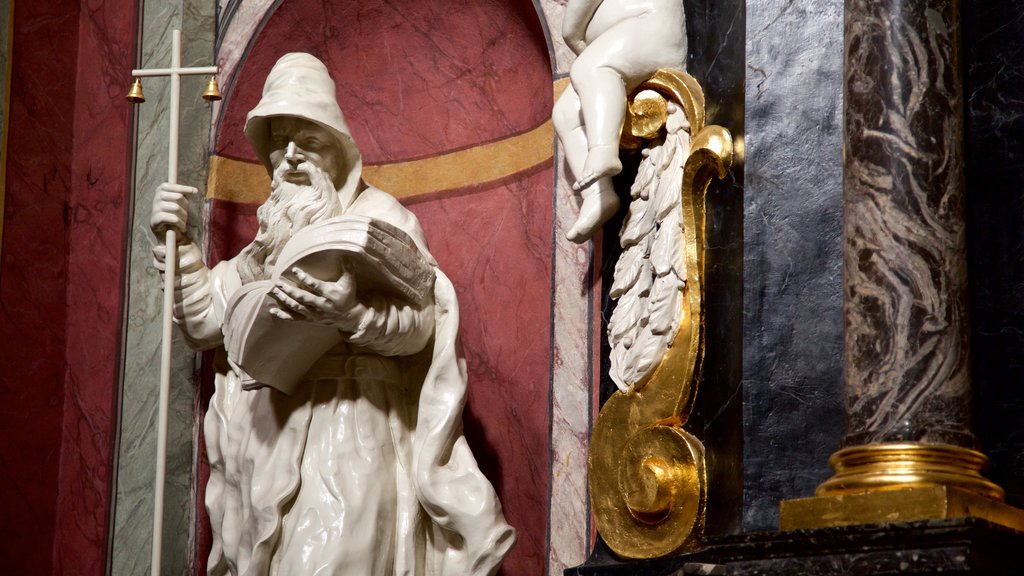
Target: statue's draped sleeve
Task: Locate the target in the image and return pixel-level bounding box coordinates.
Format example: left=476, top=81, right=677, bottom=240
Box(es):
left=348, top=294, right=435, bottom=357
left=157, top=241, right=228, bottom=350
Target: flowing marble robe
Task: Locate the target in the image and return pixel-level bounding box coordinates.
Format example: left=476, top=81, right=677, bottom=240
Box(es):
left=172, top=186, right=514, bottom=575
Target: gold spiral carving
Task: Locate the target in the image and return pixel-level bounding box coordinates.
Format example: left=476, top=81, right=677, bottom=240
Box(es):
left=590, top=69, right=733, bottom=559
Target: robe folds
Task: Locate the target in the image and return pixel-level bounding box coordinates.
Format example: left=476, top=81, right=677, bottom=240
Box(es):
left=172, top=187, right=515, bottom=575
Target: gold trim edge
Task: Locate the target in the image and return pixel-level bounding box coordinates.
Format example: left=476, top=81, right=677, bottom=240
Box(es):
left=780, top=485, right=1024, bottom=533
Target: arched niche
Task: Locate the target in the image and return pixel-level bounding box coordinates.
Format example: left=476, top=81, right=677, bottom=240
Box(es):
left=197, top=2, right=553, bottom=575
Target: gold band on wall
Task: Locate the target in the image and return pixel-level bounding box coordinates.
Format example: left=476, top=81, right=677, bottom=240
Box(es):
left=589, top=69, right=733, bottom=559
left=206, top=118, right=555, bottom=203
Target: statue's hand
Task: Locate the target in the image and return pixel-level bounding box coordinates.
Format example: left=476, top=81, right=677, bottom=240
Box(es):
left=269, top=267, right=367, bottom=332
left=149, top=183, right=198, bottom=239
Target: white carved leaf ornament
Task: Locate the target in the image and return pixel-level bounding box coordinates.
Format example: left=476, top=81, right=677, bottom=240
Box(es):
left=608, top=107, right=692, bottom=392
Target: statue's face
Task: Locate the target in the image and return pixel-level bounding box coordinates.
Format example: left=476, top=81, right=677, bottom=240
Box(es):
left=267, top=117, right=344, bottom=186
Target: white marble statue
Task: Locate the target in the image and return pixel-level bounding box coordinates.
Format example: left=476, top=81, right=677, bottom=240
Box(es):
left=150, top=53, right=514, bottom=576
left=552, top=0, right=687, bottom=242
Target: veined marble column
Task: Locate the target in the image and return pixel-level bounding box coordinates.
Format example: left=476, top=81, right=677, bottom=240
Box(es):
left=780, top=0, right=1024, bottom=529
left=840, top=0, right=972, bottom=449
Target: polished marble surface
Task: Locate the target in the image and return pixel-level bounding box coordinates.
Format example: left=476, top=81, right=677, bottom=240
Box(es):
left=843, top=0, right=973, bottom=448
left=57, top=4, right=139, bottom=574
left=1, top=0, right=140, bottom=573
left=0, top=3, right=80, bottom=572
left=540, top=1, right=598, bottom=572
left=963, top=3, right=1024, bottom=509
left=740, top=0, right=844, bottom=532
left=109, top=2, right=214, bottom=575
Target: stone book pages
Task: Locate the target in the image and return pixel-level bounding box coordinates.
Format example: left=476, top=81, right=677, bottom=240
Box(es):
left=222, top=215, right=436, bottom=395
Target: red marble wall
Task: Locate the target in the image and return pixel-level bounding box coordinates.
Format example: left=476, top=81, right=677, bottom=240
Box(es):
left=207, top=1, right=553, bottom=574
left=0, top=1, right=136, bottom=575
left=0, top=2, right=80, bottom=573
left=54, top=2, right=137, bottom=573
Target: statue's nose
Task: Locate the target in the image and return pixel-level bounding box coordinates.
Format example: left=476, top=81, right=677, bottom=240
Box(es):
left=284, top=141, right=303, bottom=167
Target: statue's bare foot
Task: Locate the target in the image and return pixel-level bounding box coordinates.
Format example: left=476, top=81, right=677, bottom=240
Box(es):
left=566, top=190, right=620, bottom=243
left=572, top=145, right=622, bottom=191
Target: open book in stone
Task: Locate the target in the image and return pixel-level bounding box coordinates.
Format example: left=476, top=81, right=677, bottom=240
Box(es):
left=223, top=215, right=436, bottom=395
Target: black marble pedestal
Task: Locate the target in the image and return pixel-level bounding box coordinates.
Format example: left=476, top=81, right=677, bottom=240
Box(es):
left=567, top=519, right=1024, bottom=575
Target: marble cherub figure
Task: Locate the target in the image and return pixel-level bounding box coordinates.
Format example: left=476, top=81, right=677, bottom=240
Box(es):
left=150, top=53, right=514, bottom=576
left=553, top=0, right=687, bottom=242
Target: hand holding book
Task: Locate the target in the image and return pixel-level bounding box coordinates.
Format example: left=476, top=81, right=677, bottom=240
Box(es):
left=223, top=215, right=436, bottom=394
left=269, top=266, right=367, bottom=333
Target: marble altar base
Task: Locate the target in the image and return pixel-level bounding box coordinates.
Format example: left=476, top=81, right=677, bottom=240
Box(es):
left=567, top=519, right=1024, bottom=575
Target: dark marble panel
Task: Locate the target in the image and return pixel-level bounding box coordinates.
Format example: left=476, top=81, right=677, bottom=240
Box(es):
left=962, top=4, right=1024, bottom=507
left=712, top=518, right=1024, bottom=575
left=741, top=0, right=845, bottom=531
left=686, top=0, right=746, bottom=539
left=569, top=519, right=1024, bottom=575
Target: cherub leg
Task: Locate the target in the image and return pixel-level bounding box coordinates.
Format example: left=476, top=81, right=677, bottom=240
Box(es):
left=553, top=85, right=589, bottom=178
left=569, top=59, right=625, bottom=192
left=554, top=85, right=620, bottom=243
left=567, top=180, right=619, bottom=243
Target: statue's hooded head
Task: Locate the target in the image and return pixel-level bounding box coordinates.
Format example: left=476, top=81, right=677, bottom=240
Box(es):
left=244, top=53, right=363, bottom=203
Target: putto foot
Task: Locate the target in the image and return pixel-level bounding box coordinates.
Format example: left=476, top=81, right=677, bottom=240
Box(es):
left=566, top=189, right=620, bottom=243
left=572, top=144, right=623, bottom=191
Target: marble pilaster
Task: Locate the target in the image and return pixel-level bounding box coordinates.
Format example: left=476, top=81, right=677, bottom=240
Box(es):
left=110, top=1, right=214, bottom=575
left=538, top=2, right=597, bottom=574
left=841, top=0, right=972, bottom=448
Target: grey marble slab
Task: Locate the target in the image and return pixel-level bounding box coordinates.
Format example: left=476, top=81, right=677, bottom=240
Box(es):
left=110, top=1, right=214, bottom=575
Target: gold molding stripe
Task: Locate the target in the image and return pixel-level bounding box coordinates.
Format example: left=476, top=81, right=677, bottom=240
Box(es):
left=207, top=119, right=555, bottom=203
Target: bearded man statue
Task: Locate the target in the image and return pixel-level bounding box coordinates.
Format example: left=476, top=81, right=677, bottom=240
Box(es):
left=150, top=53, right=515, bottom=576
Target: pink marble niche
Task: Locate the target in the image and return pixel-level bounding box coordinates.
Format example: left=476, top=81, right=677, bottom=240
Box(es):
left=0, top=1, right=137, bottom=575
left=408, top=169, right=553, bottom=576
left=205, top=1, right=554, bottom=574
left=215, top=0, right=551, bottom=166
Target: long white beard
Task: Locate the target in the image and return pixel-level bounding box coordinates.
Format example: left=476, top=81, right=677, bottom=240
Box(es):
left=237, top=162, right=342, bottom=284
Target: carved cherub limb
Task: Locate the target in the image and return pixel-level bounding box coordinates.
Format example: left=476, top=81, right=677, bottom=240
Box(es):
left=553, top=0, right=688, bottom=243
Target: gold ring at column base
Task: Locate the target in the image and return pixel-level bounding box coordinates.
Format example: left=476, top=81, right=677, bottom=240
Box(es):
left=778, top=442, right=1024, bottom=532
left=779, top=485, right=1024, bottom=532
left=815, top=443, right=1004, bottom=501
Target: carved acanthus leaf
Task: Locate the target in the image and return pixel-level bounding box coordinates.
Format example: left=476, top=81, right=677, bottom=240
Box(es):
left=608, top=106, right=692, bottom=392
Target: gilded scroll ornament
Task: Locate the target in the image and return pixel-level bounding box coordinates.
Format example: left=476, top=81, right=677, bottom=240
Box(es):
left=589, top=69, right=732, bottom=559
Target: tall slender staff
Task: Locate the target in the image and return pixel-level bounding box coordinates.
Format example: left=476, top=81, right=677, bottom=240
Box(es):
left=126, top=29, right=220, bottom=576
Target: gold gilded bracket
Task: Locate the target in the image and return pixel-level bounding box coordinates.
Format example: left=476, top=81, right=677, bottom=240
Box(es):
left=590, top=69, right=733, bottom=559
